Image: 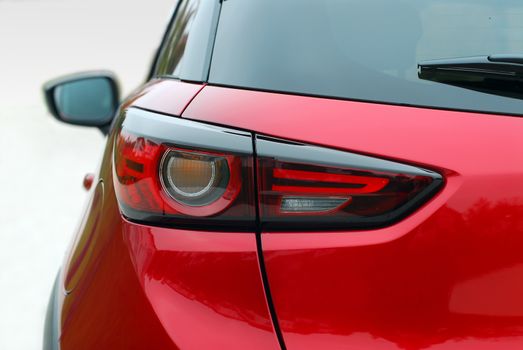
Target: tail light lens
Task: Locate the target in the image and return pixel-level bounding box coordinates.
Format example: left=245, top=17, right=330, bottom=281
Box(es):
left=159, top=149, right=241, bottom=211
left=256, top=136, right=443, bottom=230
left=113, top=108, right=256, bottom=230
left=113, top=109, right=443, bottom=231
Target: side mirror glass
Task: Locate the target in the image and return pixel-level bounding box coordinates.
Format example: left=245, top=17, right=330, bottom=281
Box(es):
left=43, top=71, right=119, bottom=133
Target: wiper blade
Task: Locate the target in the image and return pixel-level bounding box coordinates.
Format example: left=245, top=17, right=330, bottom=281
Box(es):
left=418, top=55, right=523, bottom=98
left=419, top=55, right=523, bottom=79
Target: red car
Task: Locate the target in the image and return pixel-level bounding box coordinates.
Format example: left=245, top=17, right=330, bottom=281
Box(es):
left=43, top=1, right=523, bottom=349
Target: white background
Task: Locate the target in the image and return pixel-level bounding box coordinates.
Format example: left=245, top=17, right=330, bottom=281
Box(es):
left=0, top=0, right=174, bottom=348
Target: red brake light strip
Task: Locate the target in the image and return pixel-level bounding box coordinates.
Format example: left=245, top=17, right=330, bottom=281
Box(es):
left=272, top=168, right=390, bottom=194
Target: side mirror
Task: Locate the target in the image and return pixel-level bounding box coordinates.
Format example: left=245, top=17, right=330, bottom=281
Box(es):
left=43, top=71, right=120, bottom=134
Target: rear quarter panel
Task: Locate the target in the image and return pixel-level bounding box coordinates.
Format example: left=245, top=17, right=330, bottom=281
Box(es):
left=182, top=86, right=523, bottom=349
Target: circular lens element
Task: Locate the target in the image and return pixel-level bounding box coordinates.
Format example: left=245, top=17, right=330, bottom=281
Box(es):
left=160, top=150, right=230, bottom=207
left=167, top=156, right=216, bottom=198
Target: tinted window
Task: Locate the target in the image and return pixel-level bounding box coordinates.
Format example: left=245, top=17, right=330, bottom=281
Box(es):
left=210, top=0, right=523, bottom=116
left=154, top=0, right=219, bottom=81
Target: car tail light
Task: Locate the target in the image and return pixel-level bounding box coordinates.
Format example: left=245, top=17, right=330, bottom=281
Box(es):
left=159, top=148, right=242, bottom=213
left=113, top=109, right=443, bottom=231
left=256, top=136, right=443, bottom=230
left=113, top=108, right=256, bottom=230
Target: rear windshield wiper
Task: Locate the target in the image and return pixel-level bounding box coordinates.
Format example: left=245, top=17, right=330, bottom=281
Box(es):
left=418, top=54, right=523, bottom=98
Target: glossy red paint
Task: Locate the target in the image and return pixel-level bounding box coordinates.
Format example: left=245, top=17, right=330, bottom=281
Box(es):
left=182, top=85, right=523, bottom=349
left=58, top=81, right=280, bottom=350
left=60, top=187, right=279, bottom=349
left=122, top=222, right=279, bottom=349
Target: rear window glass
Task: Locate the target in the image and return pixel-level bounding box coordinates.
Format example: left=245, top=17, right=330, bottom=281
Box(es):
left=209, top=0, right=523, bottom=116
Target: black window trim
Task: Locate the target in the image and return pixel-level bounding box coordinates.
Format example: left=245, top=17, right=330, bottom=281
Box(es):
left=149, top=0, right=222, bottom=83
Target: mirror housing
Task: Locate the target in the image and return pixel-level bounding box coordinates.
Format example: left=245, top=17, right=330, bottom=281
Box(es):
left=43, top=71, right=120, bottom=134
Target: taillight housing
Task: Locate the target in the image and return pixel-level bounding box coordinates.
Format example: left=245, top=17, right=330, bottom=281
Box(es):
left=256, top=136, right=443, bottom=230
left=113, top=109, right=443, bottom=231
left=113, top=108, right=256, bottom=230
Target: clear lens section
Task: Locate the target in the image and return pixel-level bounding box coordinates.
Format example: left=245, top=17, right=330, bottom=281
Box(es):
left=280, top=197, right=349, bottom=213
left=161, top=150, right=230, bottom=207
left=167, top=154, right=216, bottom=197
